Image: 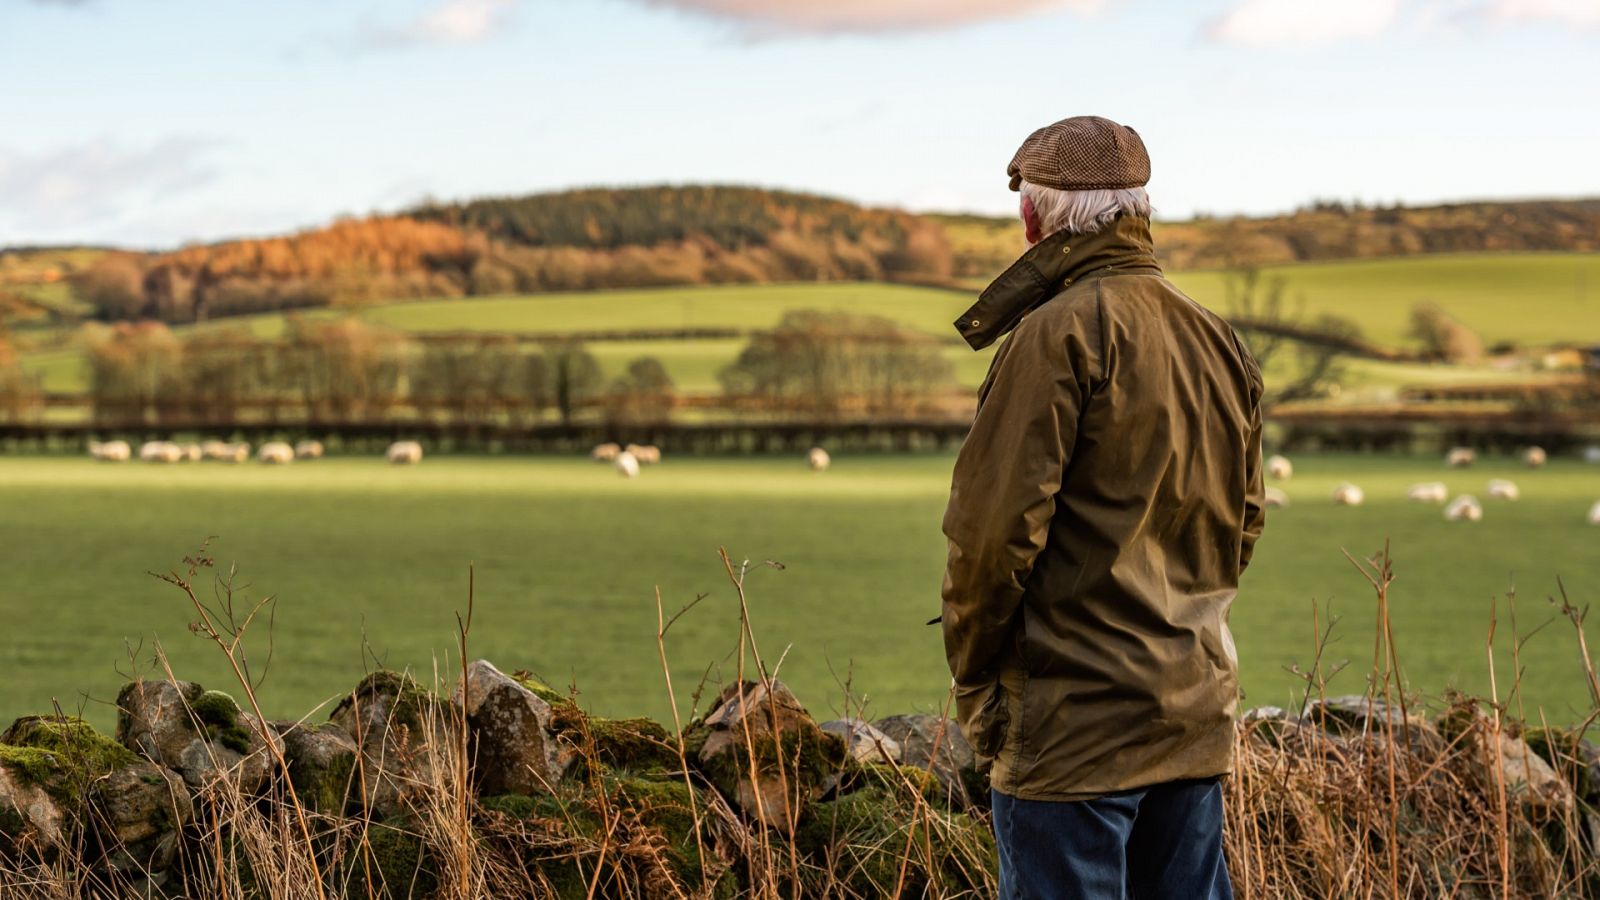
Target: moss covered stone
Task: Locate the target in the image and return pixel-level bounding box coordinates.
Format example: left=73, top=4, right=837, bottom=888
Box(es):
left=795, top=784, right=997, bottom=896
left=482, top=775, right=738, bottom=898
left=1524, top=727, right=1597, bottom=804
left=510, top=672, right=573, bottom=709
left=0, top=716, right=140, bottom=803
left=189, top=691, right=253, bottom=755
left=115, top=680, right=281, bottom=794
left=562, top=716, right=679, bottom=780
left=611, top=774, right=737, bottom=895
left=3, top=717, right=138, bottom=773
left=360, top=819, right=439, bottom=900
left=344, top=671, right=434, bottom=734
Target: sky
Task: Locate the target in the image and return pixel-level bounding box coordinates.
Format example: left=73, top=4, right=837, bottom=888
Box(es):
left=0, top=0, right=1596, bottom=248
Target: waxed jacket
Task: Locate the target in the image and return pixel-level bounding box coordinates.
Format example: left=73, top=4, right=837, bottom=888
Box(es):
left=941, top=214, right=1265, bottom=800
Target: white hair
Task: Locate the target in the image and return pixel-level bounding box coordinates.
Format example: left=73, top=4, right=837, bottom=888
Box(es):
left=1020, top=180, right=1152, bottom=242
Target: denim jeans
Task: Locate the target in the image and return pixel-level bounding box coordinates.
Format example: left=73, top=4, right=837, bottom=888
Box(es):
left=991, top=778, right=1233, bottom=900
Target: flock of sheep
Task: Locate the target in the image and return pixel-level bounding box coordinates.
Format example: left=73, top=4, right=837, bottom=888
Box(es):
left=87, top=439, right=425, bottom=465
left=1265, top=446, right=1600, bottom=524
left=89, top=438, right=838, bottom=477
left=78, top=439, right=1600, bottom=522
left=588, top=442, right=832, bottom=478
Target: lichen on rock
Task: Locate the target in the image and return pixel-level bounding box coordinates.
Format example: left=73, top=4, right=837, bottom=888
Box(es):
left=115, top=679, right=282, bottom=792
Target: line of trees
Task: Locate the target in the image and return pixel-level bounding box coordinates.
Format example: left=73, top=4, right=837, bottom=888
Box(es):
left=57, top=309, right=957, bottom=429
left=0, top=334, right=38, bottom=421
left=719, top=310, right=955, bottom=419
left=79, top=319, right=633, bottom=428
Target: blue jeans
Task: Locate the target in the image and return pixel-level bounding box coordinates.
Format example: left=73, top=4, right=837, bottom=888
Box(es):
left=991, top=778, right=1234, bottom=900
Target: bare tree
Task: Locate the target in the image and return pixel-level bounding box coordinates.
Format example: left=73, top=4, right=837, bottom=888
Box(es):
left=1225, top=267, right=1356, bottom=405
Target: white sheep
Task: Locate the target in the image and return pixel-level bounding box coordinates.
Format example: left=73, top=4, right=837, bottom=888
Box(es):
left=386, top=441, right=423, bottom=465
left=807, top=447, right=831, bottom=472
left=1589, top=500, right=1600, bottom=525
left=200, top=440, right=230, bottom=461
left=1406, top=482, right=1449, bottom=504
left=257, top=442, right=295, bottom=465
left=1446, top=447, right=1476, bottom=468
left=89, top=440, right=131, bottom=462
left=623, top=443, right=661, bottom=465
left=1264, top=486, right=1290, bottom=509
left=1523, top=446, right=1547, bottom=468
left=1266, top=454, right=1293, bottom=481
left=140, top=441, right=182, bottom=464
left=1332, top=483, right=1365, bottom=506
left=1445, top=495, right=1483, bottom=522
left=178, top=443, right=203, bottom=463
left=221, top=442, right=250, bottom=464
left=1585, top=446, right=1600, bottom=465
left=614, top=451, right=640, bottom=479
left=591, top=442, right=621, bottom=463
left=294, top=440, right=324, bottom=460
left=1487, top=479, right=1520, bottom=501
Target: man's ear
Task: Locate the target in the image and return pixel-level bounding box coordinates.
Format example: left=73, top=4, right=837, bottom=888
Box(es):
left=1021, top=194, right=1043, bottom=246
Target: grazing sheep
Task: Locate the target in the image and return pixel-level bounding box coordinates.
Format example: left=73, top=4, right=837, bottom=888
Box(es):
left=591, top=442, right=621, bottom=463
left=1264, top=486, right=1289, bottom=509
left=626, top=444, right=661, bottom=465
left=221, top=442, right=250, bottom=464
left=1446, top=447, right=1476, bottom=468
left=89, top=440, right=131, bottom=462
left=1332, top=483, right=1364, bottom=506
left=1406, top=482, right=1449, bottom=504
left=614, top=451, right=640, bottom=479
left=807, top=447, right=831, bottom=472
left=1589, top=501, right=1600, bottom=525
left=1266, top=454, right=1293, bottom=481
left=178, top=443, right=203, bottom=463
left=1586, top=446, right=1600, bottom=465
left=294, top=440, right=324, bottom=460
left=1445, top=494, right=1483, bottom=522
left=257, top=442, right=294, bottom=465
left=200, top=440, right=230, bottom=461
left=140, top=441, right=182, bottom=464
left=1523, top=446, right=1547, bottom=468
left=1487, top=479, right=1520, bottom=501
left=386, top=441, right=423, bottom=465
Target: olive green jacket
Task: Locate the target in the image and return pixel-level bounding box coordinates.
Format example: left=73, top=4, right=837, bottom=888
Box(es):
left=941, top=214, right=1265, bottom=800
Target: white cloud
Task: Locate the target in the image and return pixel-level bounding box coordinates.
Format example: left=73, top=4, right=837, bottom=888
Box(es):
left=1485, top=0, right=1600, bottom=28
left=1208, top=0, right=1402, bottom=46
left=361, top=0, right=517, bottom=48
left=0, top=138, right=218, bottom=233
left=635, top=0, right=1107, bottom=35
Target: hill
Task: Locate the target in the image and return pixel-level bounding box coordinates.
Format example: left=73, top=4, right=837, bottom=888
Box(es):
left=25, top=188, right=1600, bottom=328
left=937, top=197, right=1600, bottom=277
left=64, top=186, right=953, bottom=325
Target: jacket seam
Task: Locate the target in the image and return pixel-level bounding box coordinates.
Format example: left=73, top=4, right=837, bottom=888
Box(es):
left=1092, top=278, right=1109, bottom=385
left=1004, top=672, right=1025, bottom=794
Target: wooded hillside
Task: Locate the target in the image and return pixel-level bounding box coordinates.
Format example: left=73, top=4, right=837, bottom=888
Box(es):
left=67, top=187, right=954, bottom=324
left=940, top=198, right=1600, bottom=277
left=29, top=190, right=1600, bottom=325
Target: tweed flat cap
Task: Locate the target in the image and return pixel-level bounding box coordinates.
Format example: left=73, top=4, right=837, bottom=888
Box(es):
left=1007, top=115, right=1150, bottom=192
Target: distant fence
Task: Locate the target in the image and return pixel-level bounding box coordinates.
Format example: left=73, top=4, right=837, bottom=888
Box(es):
left=0, top=419, right=973, bottom=456
left=5, top=408, right=1600, bottom=456
left=1270, top=407, right=1600, bottom=453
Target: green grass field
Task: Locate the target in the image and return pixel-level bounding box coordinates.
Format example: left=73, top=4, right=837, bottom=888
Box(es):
left=340, top=252, right=1600, bottom=350
left=2, top=453, right=1597, bottom=734
left=24, top=252, right=1597, bottom=397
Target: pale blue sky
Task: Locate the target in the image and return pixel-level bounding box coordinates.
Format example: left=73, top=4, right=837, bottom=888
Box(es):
left=0, top=0, right=1595, bottom=247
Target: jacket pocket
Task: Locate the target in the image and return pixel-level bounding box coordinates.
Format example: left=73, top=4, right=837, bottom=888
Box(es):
left=972, top=682, right=1010, bottom=760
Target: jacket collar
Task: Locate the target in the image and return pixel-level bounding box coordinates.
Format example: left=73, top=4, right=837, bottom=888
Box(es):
left=954, top=214, right=1161, bottom=350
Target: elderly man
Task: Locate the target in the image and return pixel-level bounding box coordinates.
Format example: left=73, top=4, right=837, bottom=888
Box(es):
left=941, top=116, right=1264, bottom=898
